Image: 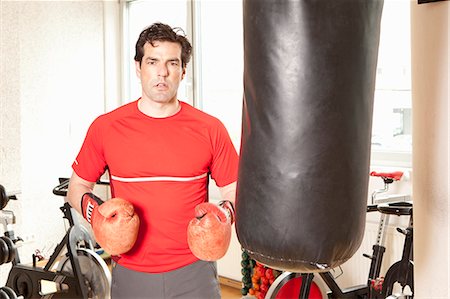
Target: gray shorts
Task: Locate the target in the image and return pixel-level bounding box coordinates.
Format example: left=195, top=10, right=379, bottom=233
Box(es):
left=111, top=260, right=221, bottom=299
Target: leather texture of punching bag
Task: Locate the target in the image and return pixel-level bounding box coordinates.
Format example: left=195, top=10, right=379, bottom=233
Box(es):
left=236, top=0, right=384, bottom=272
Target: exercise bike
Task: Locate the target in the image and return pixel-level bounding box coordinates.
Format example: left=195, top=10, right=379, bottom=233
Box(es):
left=264, top=171, right=413, bottom=298
left=1, top=179, right=111, bottom=299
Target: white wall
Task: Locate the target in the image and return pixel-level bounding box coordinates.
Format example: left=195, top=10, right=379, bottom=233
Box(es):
left=0, top=1, right=108, bottom=284
left=411, top=0, right=449, bottom=297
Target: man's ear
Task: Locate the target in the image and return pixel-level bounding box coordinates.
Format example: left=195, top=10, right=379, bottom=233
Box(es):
left=181, top=68, right=186, bottom=80
left=135, top=61, right=142, bottom=79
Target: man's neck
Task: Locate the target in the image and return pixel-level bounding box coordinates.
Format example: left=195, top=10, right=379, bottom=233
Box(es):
left=138, top=99, right=180, bottom=118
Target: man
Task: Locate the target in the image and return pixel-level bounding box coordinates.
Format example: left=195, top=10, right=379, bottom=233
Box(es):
left=67, top=22, right=239, bottom=298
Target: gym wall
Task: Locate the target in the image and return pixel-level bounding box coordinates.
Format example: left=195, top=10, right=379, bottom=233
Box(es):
left=0, top=1, right=108, bottom=284
left=411, top=0, right=449, bottom=297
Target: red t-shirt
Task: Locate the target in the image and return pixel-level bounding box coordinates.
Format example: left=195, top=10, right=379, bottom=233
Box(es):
left=72, top=100, right=239, bottom=273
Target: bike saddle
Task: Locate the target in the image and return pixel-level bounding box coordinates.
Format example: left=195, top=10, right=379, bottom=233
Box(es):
left=370, top=171, right=404, bottom=185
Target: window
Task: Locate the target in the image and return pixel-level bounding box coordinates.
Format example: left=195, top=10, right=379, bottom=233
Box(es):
left=193, top=1, right=243, bottom=149
left=121, top=0, right=193, bottom=104
left=121, top=0, right=243, bottom=148
left=371, top=0, right=412, bottom=166
left=122, top=0, right=412, bottom=167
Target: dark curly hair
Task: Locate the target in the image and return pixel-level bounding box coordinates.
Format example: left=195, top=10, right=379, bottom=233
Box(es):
left=134, top=23, right=192, bottom=68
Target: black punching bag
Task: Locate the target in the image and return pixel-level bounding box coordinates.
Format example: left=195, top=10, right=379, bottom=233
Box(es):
left=236, top=0, right=383, bottom=272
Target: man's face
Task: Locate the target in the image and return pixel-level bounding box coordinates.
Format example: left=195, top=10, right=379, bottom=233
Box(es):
left=136, top=41, right=185, bottom=105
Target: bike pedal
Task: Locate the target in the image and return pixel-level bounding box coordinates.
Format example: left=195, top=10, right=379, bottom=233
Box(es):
left=396, top=227, right=407, bottom=235
left=363, top=253, right=374, bottom=260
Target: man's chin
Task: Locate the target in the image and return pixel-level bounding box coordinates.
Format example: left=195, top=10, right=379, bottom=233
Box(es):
left=150, top=94, right=177, bottom=104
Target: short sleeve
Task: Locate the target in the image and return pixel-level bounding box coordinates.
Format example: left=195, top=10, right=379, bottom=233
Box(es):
left=72, top=117, right=107, bottom=182
left=209, top=120, right=239, bottom=187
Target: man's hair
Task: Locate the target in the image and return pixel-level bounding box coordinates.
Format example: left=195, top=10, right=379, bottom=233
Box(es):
left=134, top=23, right=192, bottom=68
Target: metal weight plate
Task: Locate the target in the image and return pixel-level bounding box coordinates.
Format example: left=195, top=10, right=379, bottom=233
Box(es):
left=0, top=238, right=9, bottom=265
left=0, top=287, right=17, bottom=299
left=1, top=236, right=15, bottom=263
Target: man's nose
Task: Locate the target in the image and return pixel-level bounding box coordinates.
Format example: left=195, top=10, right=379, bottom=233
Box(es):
left=158, top=64, right=169, bottom=77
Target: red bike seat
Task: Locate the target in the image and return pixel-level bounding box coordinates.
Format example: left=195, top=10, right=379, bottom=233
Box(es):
left=370, top=171, right=403, bottom=181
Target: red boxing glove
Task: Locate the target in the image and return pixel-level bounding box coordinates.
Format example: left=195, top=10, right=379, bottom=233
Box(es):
left=187, top=201, right=235, bottom=261
left=81, top=193, right=140, bottom=255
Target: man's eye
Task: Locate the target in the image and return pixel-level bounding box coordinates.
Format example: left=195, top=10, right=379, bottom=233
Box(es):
left=170, top=61, right=179, bottom=66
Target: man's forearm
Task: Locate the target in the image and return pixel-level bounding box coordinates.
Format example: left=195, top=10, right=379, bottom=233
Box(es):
left=218, top=181, right=237, bottom=205
left=67, top=172, right=96, bottom=215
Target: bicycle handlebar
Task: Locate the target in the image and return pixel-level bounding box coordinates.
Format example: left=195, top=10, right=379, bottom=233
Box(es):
left=52, top=178, right=110, bottom=197
left=52, top=178, right=70, bottom=197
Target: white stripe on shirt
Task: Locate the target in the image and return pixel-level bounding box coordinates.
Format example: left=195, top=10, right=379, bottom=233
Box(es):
left=111, top=173, right=208, bottom=183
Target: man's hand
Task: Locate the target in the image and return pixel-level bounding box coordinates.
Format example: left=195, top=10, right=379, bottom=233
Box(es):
left=187, top=201, right=234, bottom=261
left=81, top=194, right=140, bottom=255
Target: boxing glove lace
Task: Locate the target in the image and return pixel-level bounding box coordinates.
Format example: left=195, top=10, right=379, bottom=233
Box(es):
left=81, top=193, right=140, bottom=256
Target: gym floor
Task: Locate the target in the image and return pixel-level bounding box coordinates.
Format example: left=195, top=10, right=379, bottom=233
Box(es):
left=221, top=284, right=242, bottom=299
left=219, top=277, right=243, bottom=299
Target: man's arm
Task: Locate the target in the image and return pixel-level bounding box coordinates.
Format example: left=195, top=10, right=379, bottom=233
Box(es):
left=67, top=171, right=140, bottom=255
left=67, top=171, right=96, bottom=215
left=218, top=181, right=237, bottom=205
left=218, top=181, right=236, bottom=223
